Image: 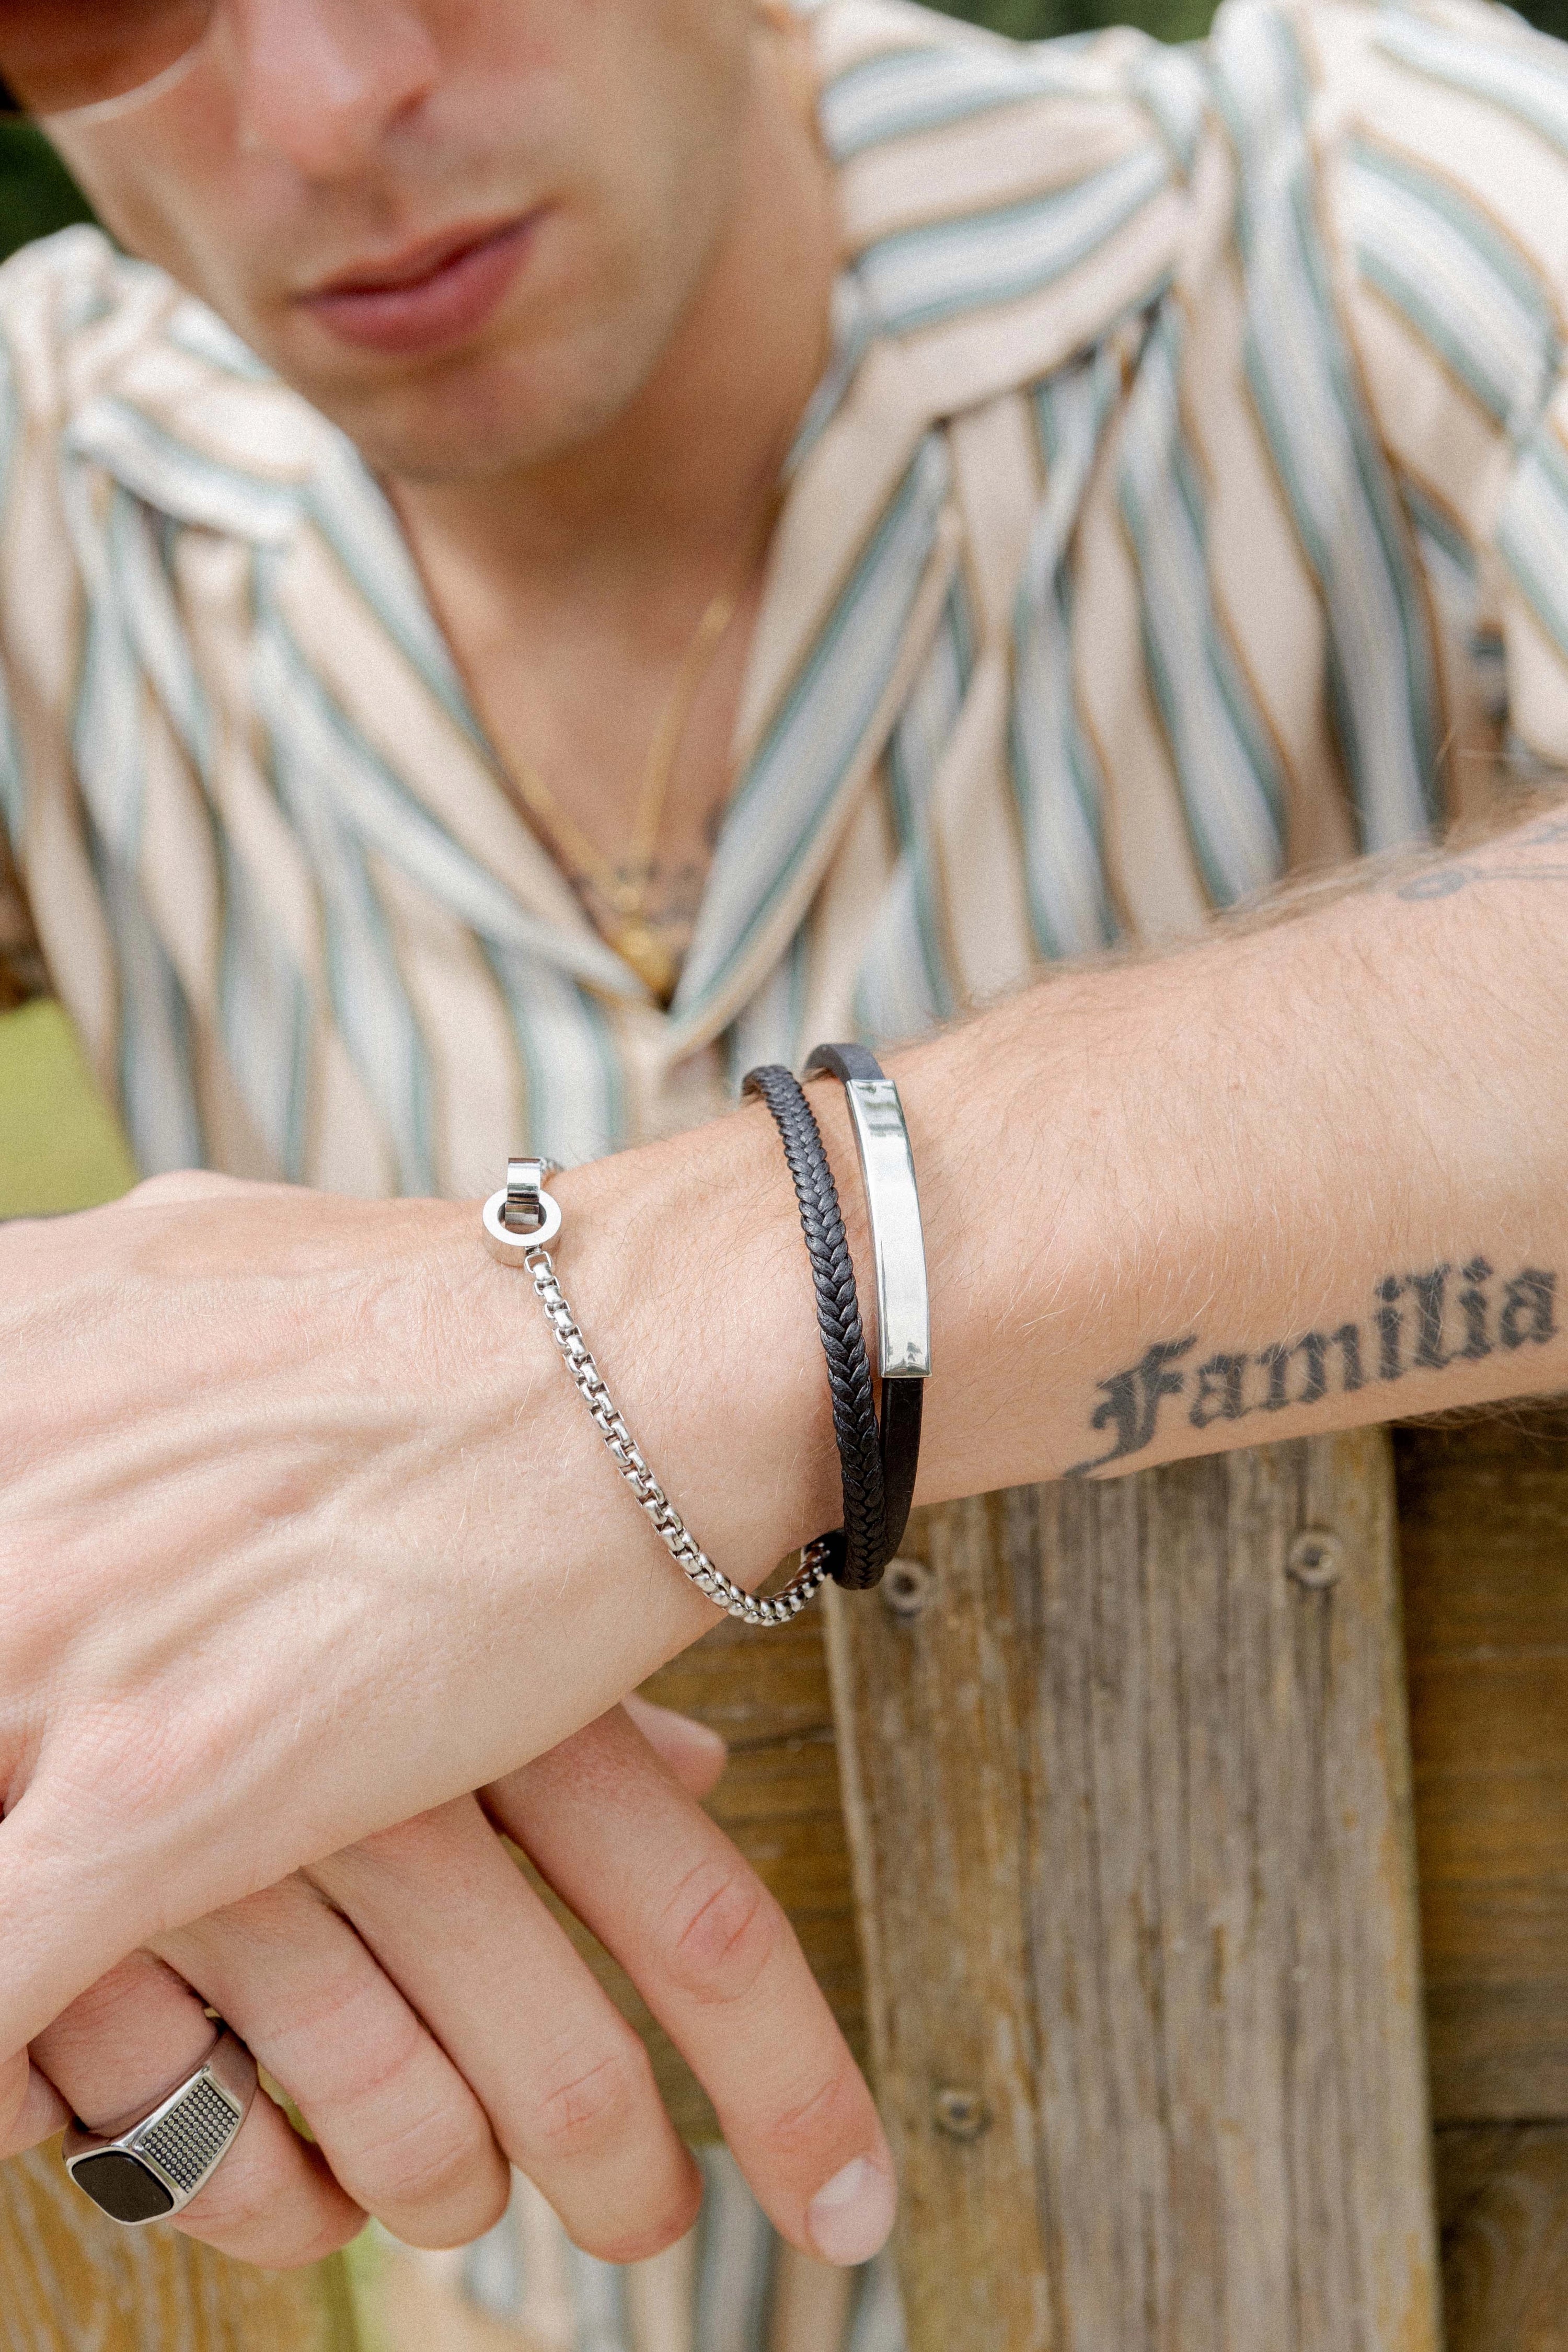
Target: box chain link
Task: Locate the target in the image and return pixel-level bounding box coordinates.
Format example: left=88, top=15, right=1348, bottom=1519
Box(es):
left=523, top=1241, right=834, bottom=1628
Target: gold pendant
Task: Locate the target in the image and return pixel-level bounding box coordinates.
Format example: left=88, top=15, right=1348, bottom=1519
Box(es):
left=612, top=916, right=679, bottom=1006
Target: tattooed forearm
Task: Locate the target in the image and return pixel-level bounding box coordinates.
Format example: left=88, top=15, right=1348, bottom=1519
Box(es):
left=1066, top=1256, right=1560, bottom=1475
left=1396, top=813, right=1568, bottom=900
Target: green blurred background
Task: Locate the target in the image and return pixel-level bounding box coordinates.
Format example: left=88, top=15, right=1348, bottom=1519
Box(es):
left=2, top=0, right=1565, bottom=263
left=0, top=125, right=93, bottom=261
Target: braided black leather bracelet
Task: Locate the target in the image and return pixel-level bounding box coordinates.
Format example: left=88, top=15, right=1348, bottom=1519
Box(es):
left=743, top=1064, right=888, bottom=1588
left=744, top=1047, right=930, bottom=1590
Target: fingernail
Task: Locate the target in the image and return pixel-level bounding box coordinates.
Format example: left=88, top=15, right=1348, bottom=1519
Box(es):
left=806, top=2154, right=897, bottom=2266
left=682, top=1718, right=728, bottom=1766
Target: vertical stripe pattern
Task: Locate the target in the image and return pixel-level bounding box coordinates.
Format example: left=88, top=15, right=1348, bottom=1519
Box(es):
left=1, top=0, right=1564, bottom=1206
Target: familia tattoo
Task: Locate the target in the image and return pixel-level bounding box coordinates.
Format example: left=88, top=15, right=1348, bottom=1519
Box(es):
left=1068, top=1255, right=1559, bottom=1477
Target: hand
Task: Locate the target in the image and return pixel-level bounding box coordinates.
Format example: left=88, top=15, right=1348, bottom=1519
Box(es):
left=1, top=1699, right=895, bottom=2269
left=0, top=1147, right=840, bottom=2067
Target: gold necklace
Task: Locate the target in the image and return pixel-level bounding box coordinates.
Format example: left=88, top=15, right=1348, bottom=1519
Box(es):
left=508, top=526, right=770, bottom=1004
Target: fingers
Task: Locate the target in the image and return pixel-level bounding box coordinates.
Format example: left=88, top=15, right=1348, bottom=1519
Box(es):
left=0, top=2046, right=68, bottom=2160
left=621, top=1694, right=728, bottom=1800
left=157, top=1877, right=513, bottom=2252
left=28, top=1951, right=362, bottom=2267
left=486, top=1710, right=896, bottom=2267
left=312, top=1789, right=703, bottom=2265
left=0, top=1791, right=162, bottom=2071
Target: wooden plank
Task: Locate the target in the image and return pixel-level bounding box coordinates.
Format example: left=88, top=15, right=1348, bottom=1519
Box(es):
left=1436, top=2124, right=1568, bottom=2350
left=826, top=1433, right=1440, bottom=2352
left=0, top=2143, right=348, bottom=2352
left=1425, top=1977, right=1568, bottom=2140
left=1398, top=1409, right=1568, bottom=2126
left=831, top=1491, right=1047, bottom=2352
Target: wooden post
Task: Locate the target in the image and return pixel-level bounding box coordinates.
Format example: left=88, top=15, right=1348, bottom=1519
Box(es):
left=826, top=1431, right=1441, bottom=2352
left=1400, top=1405, right=1568, bottom=2351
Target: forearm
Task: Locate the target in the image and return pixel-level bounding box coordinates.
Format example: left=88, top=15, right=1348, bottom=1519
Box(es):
left=874, top=806, right=1568, bottom=1500
left=541, top=804, right=1568, bottom=1640
left=8, top=809, right=1566, bottom=2059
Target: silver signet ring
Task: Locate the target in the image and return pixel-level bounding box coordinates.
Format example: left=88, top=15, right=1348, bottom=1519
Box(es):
left=62, top=2028, right=259, bottom=2224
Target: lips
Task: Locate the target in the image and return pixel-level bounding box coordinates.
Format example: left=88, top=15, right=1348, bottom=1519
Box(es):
left=299, top=214, right=539, bottom=357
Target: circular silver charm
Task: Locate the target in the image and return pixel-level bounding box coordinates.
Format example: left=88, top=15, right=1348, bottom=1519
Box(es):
left=483, top=1156, right=562, bottom=1260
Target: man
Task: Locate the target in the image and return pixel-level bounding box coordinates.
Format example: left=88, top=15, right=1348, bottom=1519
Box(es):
left=2, top=0, right=1567, bottom=2322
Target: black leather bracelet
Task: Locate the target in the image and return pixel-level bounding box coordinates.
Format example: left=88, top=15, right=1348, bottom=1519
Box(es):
left=742, top=1064, right=889, bottom=1590
left=803, top=1045, right=929, bottom=1571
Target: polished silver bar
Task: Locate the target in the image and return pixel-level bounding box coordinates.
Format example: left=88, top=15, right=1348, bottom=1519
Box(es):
left=843, top=1077, right=931, bottom=1380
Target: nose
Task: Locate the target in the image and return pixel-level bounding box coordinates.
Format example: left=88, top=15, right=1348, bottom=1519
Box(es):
left=224, top=0, right=441, bottom=179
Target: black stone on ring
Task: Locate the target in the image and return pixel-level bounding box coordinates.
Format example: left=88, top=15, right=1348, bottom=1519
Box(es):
left=62, top=2027, right=259, bottom=2225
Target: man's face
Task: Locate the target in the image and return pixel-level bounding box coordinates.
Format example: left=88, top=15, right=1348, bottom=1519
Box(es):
left=49, top=0, right=756, bottom=482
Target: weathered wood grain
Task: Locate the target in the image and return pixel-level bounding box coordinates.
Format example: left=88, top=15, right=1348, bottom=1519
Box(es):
left=1398, top=1408, right=1568, bottom=2123
left=826, top=1434, right=1440, bottom=2352
left=0, top=2142, right=352, bottom=2352
left=1436, top=2125, right=1568, bottom=2350
left=828, top=1489, right=1047, bottom=2352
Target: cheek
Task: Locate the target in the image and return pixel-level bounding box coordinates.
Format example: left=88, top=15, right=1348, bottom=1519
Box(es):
left=45, top=106, right=281, bottom=338
left=43, top=0, right=757, bottom=469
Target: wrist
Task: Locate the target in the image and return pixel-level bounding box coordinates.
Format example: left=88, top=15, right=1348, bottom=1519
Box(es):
left=461, top=1103, right=847, bottom=1679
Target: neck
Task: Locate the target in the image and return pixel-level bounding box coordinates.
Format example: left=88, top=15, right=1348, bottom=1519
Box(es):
left=389, top=23, right=838, bottom=606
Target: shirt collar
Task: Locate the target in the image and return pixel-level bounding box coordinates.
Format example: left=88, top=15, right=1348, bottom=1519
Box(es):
left=61, top=0, right=1185, bottom=1050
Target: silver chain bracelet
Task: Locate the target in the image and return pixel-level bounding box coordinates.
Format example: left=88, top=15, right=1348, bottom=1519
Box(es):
left=483, top=1159, right=833, bottom=1629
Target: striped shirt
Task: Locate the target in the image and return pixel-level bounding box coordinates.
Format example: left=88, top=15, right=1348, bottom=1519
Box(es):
left=1, top=0, right=1565, bottom=1194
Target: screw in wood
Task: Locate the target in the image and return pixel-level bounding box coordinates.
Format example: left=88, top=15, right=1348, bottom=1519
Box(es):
left=931, top=2084, right=990, bottom=2141
left=882, top=1556, right=936, bottom=1620
left=1286, top=1527, right=1343, bottom=1589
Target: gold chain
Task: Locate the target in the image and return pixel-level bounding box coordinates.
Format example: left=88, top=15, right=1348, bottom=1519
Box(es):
left=508, top=502, right=778, bottom=1003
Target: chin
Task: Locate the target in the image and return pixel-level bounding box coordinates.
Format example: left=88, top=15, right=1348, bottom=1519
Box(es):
left=275, top=257, right=702, bottom=486
left=351, top=368, right=645, bottom=482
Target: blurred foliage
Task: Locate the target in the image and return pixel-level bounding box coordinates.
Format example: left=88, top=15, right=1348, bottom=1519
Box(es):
left=947, top=0, right=1568, bottom=42
left=0, top=0, right=1565, bottom=268
left=0, top=122, right=94, bottom=264
left=943, top=0, right=1218, bottom=41
left=0, top=998, right=137, bottom=1215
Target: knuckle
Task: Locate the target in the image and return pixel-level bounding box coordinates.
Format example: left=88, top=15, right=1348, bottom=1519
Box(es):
left=766, top=2060, right=868, bottom=2168
left=180, top=2149, right=282, bottom=2242
left=183, top=2182, right=363, bottom=2272
left=263, top=1964, right=422, bottom=2104
left=586, top=2185, right=704, bottom=2269
left=660, top=1856, right=783, bottom=2009
left=531, top=2037, right=655, bottom=2164
left=286, top=2207, right=369, bottom=2270
left=355, top=2099, right=498, bottom=2223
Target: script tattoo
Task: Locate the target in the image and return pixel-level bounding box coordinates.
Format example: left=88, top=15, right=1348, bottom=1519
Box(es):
left=1396, top=814, right=1568, bottom=900
left=1067, top=1257, right=1559, bottom=1476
